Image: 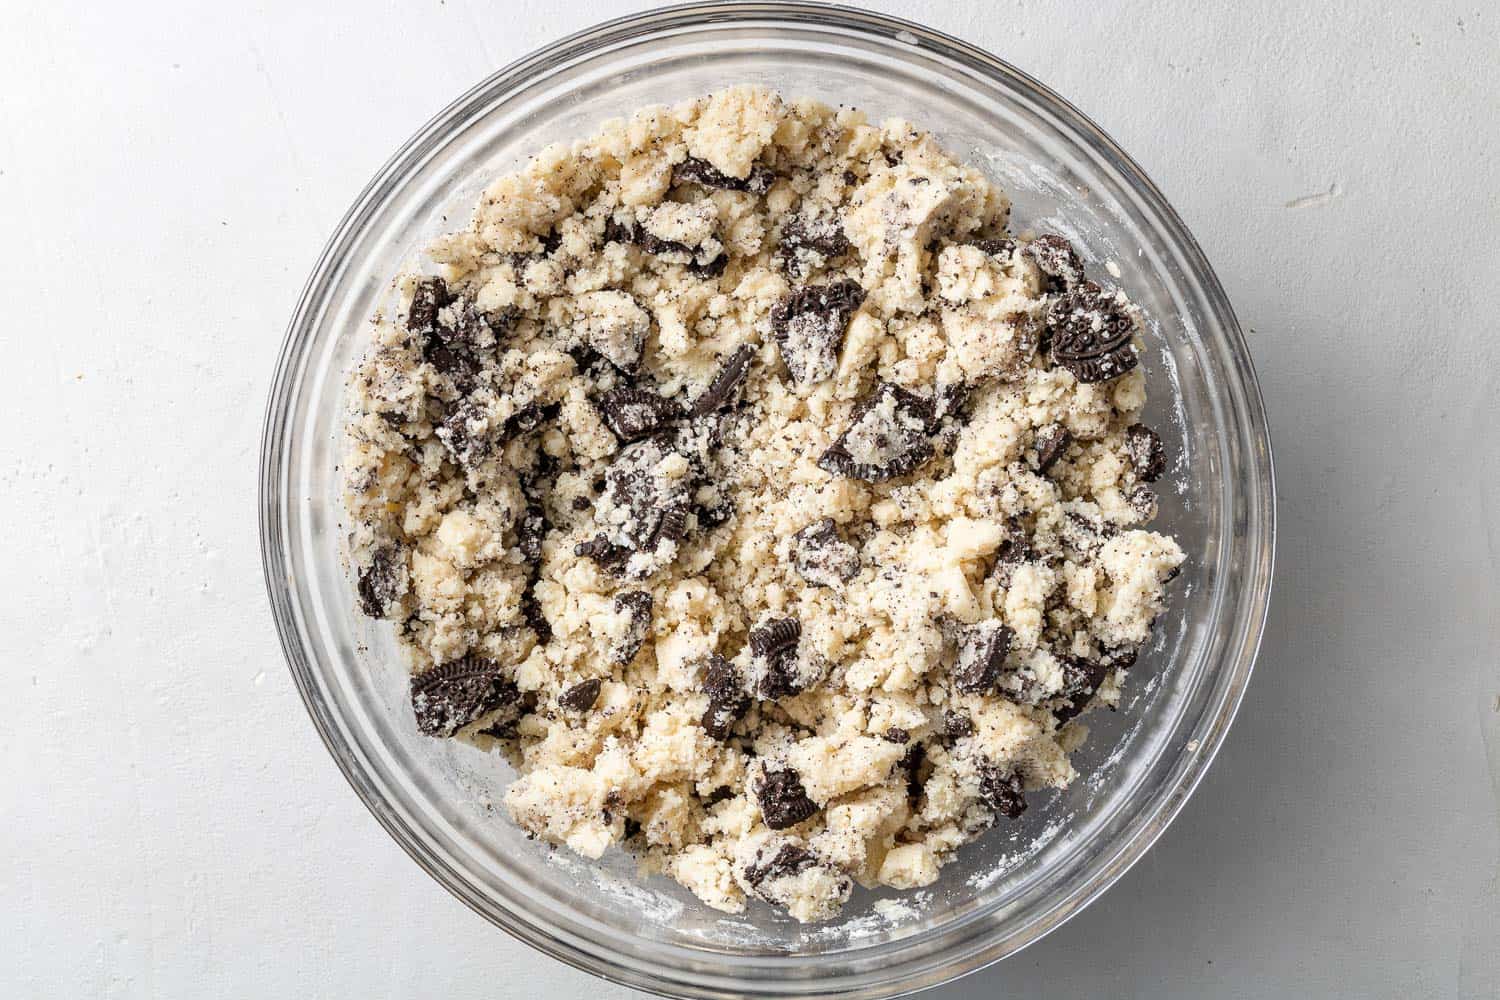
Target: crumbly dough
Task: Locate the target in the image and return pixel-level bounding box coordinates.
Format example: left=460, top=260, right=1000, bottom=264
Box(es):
left=342, top=86, right=1184, bottom=922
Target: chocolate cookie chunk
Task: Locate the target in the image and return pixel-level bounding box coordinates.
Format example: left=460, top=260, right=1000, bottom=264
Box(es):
left=818, top=382, right=936, bottom=483
left=611, top=590, right=654, bottom=665
left=754, top=764, right=819, bottom=830
left=603, top=217, right=724, bottom=275
left=423, top=300, right=495, bottom=389
left=1046, top=281, right=1139, bottom=384
left=515, top=501, right=547, bottom=564
left=1024, top=234, right=1084, bottom=289
left=1125, top=483, right=1158, bottom=521
left=700, top=654, right=751, bottom=740
left=943, top=709, right=974, bottom=741
left=990, top=523, right=1034, bottom=589
left=575, top=437, right=693, bottom=579
left=690, top=343, right=757, bottom=416
left=748, top=617, right=812, bottom=699
left=1053, top=656, right=1112, bottom=723
left=977, top=762, right=1028, bottom=820
left=407, top=276, right=450, bottom=332
left=741, top=842, right=817, bottom=889
left=954, top=621, right=1013, bottom=694
left=1030, top=423, right=1071, bottom=474
left=791, top=518, right=861, bottom=587
left=775, top=214, right=853, bottom=277
left=357, top=546, right=406, bottom=619
left=598, top=387, right=682, bottom=442
left=1124, top=423, right=1166, bottom=481
left=769, top=279, right=865, bottom=384
left=558, top=677, right=603, bottom=713
left=882, top=726, right=910, bottom=744
left=973, top=237, right=1017, bottom=258
left=411, top=656, right=520, bottom=737
left=672, top=156, right=775, bottom=194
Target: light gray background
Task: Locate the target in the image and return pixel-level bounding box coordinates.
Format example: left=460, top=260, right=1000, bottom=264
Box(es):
left=2, top=1, right=1496, bottom=997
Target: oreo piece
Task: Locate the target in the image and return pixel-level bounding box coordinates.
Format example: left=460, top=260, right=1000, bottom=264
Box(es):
left=741, top=842, right=817, bottom=889
left=603, top=217, right=724, bottom=275
left=1046, top=282, right=1139, bottom=384
left=504, top=401, right=559, bottom=440
left=943, top=709, right=974, bottom=741
left=1031, top=423, right=1071, bottom=474
left=357, top=546, right=406, bottom=619
left=690, top=343, right=757, bottom=416
left=954, top=621, right=1013, bottom=694
left=575, top=437, right=693, bottom=579
left=1024, top=234, right=1084, bottom=289
left=769, top=279, right=865, bottom=384
left=407, top=277, right=450, bottom=332
left=977, top=762, right=1028, bottom=820
left=672, top=156, right=775, bottom=195
left=1053, top=656, right=1112, bottom=723
left=791, top=518, right=861, bottom=587
left=818, top=382, right=936, bottom=483
left=991, top=523, right=1034, bottom=588
left=519, top=584, right=551, bottom=645
left=558, top=677, right=603, bottom=714
left=748, top=617, right=804, bottom=699
left=515, top=502, right=547, bottom=564
left=700, top=654, right=751, bottom=740
left=754, top=764, right=819, bottom=830
left=611, top=590, right=654, bottom=665
left=411, top=656, right=520, bottom=737
left=1060, top=508, right=1114, bottom=559
left=973, top=237, right=1017, bottom=258
left=1124, top=423, right=1166, bottom=481
left=882, top=726, right=910, bottom=744
left=775, top=215, right=853, bottom=277
left=598, top=387, right=682, bottom=442
left=423, top=301, right=494, bottom=389
left=1125, top=483, right=1158, bottom=521
left=899, top=740, right=927, bottom=801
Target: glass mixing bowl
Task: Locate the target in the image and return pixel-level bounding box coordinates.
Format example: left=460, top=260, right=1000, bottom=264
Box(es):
left=259, top=3, right=1275, bottom=996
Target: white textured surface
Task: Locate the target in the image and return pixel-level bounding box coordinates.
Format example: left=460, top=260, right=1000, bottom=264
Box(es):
left=2, top=1, right=1498, bottom=997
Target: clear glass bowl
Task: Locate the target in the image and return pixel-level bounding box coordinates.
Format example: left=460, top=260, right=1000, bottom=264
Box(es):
left=259, top=4, right=1275, bottom=997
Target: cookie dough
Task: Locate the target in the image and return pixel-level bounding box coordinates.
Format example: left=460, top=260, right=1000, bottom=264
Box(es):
left=342, top=86, right=1184, bottom=922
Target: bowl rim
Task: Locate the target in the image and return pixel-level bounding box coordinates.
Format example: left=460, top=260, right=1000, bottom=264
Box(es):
left=260, top=2, right=1276, bottom=996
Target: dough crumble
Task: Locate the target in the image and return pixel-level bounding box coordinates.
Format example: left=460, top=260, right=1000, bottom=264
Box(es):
left=343, top=85, right=1184, bottom=922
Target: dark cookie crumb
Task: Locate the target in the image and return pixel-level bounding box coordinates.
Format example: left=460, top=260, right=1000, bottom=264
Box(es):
left=991, top=523, right=1034, bottom=589
left=690, top=343, right=757, bottom=416
left=818, top=381, right=936, bottom=483
left=357, top=546, right=406, bottom=619
left=516, top=502, right=547, bottom=564
left=748, top=617, right=807, bottom=700
left=1125, top=483, right=1158, bottom=521
left=899, top=741, right=927, bottom=801
left=973, top=237, right=1017, bottom=258
left=672, top=156, right=775, bottom=194
left=1024, top=234, right=1084, bottom=289
left=754, top=764, right=819, bottom=830
left=742, top=842, right=817, bottom=889
left=407, top=276, right=450, bottom=332
left=611, top=590, right=654, bottom=665
left=411, top=656, right=519, bottom=737
left=775, top=214, right=853, bottom=277
left=1031, top=423, right=1071, bottom=474
left=1053, top=656, right=1112, bottom=723
left=954, top=622, right=1013, bottom=694
left=1124, top=423, right=1166, bottom=481
left=769, top=279, right=865, bottom=384
left=943, top=709, right=975, bottom=741
left=791, top=518, right=861, bottom=587
left=598, top=386, right=682, bottom=442
left=700, top=654, right=751, bottom=740
left=977, top=762, right=1028, bottom=820
left=1046, top=281, right=1139, bottom=384
left=558, top=677, right=603, bottom=713
left=882, top=726, right=910, bottom=744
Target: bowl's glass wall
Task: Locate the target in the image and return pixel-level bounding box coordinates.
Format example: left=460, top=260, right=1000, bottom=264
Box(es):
left=261, top=6, right=1272, bottom=997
